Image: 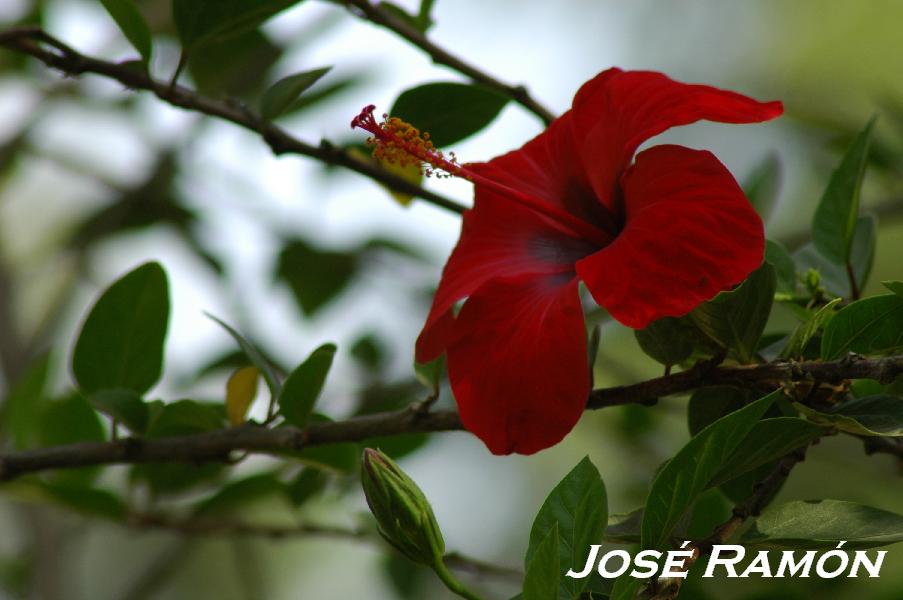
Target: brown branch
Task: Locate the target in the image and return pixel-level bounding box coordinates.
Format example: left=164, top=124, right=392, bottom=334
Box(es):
left=1, top=354, right=901, bottom=481
left=343, top=0, right=555, bottom=125
left=0, top=27, right=467, bottom=215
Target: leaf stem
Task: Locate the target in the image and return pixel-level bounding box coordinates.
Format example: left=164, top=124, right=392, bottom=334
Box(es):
left=432, top=556, right=485, bottom=600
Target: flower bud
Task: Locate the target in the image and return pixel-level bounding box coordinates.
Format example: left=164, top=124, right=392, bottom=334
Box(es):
left=361, top=448, right=445, bottom=566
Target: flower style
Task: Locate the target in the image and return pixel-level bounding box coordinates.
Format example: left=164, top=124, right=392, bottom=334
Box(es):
left=353, top=68, right=782, bottom=455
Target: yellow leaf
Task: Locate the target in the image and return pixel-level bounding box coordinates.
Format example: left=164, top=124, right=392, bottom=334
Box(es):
left=226, top=366, right=259, bottom=426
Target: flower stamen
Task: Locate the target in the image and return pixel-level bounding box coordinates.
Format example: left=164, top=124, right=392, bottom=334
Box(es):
left=351, top=105, right=612, bottom=246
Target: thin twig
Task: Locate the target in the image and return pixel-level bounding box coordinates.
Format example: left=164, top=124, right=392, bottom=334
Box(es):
left=2, top=354, right=902, bottom=481
left=0, top=27, right=467, bottom=215
left=343, top=0, right=555, bottom=125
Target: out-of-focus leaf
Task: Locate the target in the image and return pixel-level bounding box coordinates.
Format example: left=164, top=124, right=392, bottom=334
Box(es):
left=642, top=392, right=777, bottom=550
left=884, top=280, right=903, bottom=298
left=391, top=82, right=508, bottom=147
left=743, top=154, right=781, bottom=221
left=99, top=0, right=153, bottom=64
left=522, top=524, right=560, bottom=600
left=605, top=508, right=643, bottom=544
left=689, top=263, right=776, bottom=363
left=89, top=389, right=149, bottom=433
left=193, top=472, right=287, bottom=515
left=796, top=395, right=903, bottom=436
left=526, top=457, right=606, bottom=599
left=634, top=317, right=694, bottom=367
left=780, top=298, right=841, bottom=359
left=276, top=238, right=358, bottom=317
left=73, top=262, right=169, bottom=395
left=278, top=343, right=336, bottom=428
left=812, top=117, right=875, bottom=265
left=205, top=314, right=281, bottom=399
left=286, top=468, right=326, bottom=506
left=226, top=366, right=259, bottom=426
left=173, top=0, right=305, bottom=48
left=743, top=499, right=903, bottom=549
left=414, top=356, right=445, bottom=392
left=39, top=393, right=106, bottom=486
left=261, top=67, right=331, bottom=120
left=187, top=29, right=282, bottom=97
left=820, top=294, right=903, bottom=359
left=145, top=399, right=225, bottom=438
left=2, top=353, right=51, bottom=449
left=350, top=333, right=387, bottom=374
left=38, top=481, right=127, bottom=519
left=765, top=239, right=796, bottom=295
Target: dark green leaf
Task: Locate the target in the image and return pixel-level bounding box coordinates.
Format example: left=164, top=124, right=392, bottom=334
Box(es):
left=261, top=67, right=331, bottom=120
left=796, top=395, right=903, bottom=436
left=193, top=472, right=287, bottom=515
left=391, top=82, right=508, bottom=147
left=849, top=214, right=877, bottom=291
left=780, top=298, right=841, bottom=359
left=820, top=294, right=903, bottom=359
left=605, top=508, right=643, bottom=544
left=743, top=154, right=781, bottom=221
left=2, top=353, right=51, bottom=449
left=89, top=389, right=149, bottom=433
left=99, top=0, right=153, bottom=64
left=765, top=239, right=796, bottom=295
left=609, top=575, right=642, bottom=600
left=709, top=418, right=825, bottom=487
left=173, top=0, right=304, bottom=48
left=145, top=399, right=225, bottom=438
left=38, top=481, right=127, bottom=519
left=641, top=391, right=778, bottom=549
left=527, top=457, right=606, bottom=599
left=812, top=117, right=875, bottom=265
left=350, top=333, right=387, bottom=373
left=286, top=468, right=326, bottom=505
left=291, top=442, right=358, bottom=474
left=39, top=393, right=106, bottom=486
left=276, top=238, right=358, bottom=317
left=187, top=29, right=282, bottom=97
left=885, top=280, right=903, bottom=298
left=278, top=343, right=336, bottom=428
left=743, top=499, right=903, bottom=549
left=205, top=313, right=281, bottom=399
left=634, top=317, right=693, bottom=367
left=523, top=524, right=560, bottom=600
left=73, top=262, right=169, bottom=395
left=687, top=386, right=754, bottom=436
left=689, top=263, right=776, bottom=363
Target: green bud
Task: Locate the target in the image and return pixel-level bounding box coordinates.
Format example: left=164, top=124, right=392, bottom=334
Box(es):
left=360, top=448, right=445, bottom=566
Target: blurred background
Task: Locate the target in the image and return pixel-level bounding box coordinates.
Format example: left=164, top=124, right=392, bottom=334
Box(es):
left=1, top=0, right=903, bottom=598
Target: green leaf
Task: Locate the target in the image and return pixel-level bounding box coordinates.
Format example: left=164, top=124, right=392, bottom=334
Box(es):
left=145, top=399, right=225, bottom=438
left=812, top=117, right=876, bottom=265
left=391, top=82, right=508, bottom=147
left=709, top=417, right=825, bottom=487
left=794, top=219, right=876, bottom=299
left=641, top=391, right=778, bottom=550
left=796, top=395, right=903, bottom=436
left=276, top=238, right=358, bottom=317
left=885, top=280, right=903, bottom=298
left=89, top=389, right=149, bottom=433
left=2, top=353, right=52, bottom=449
left=173, top=0, right=305, bottom=48
left=39, top=393, right=107, bottom=486
left=261, top=67, right=331, bottom=120
left=849, top=214, right=877, bottom=291
left=194, top=472, right=287, bottom=515
left=73, top=262, right=170, bottom=395
left=99, top=0, right=153, bottom=64
left=743, top=153, right=781, bottom=220
left=205, top=313, right=281, bottom=399
left=765, top=239, right=796, bottom=295
left=286, top=469, right=326, bottom=505
left=38, top=481, right=127, bottom=519
left=187, top=29, right=282, bottom=97
left=523, top=524, right=560, bottom=600
left=414, top=356, right=445, bottom=391
left=526, top=457, right=607, bottom=599
left=605, top=508, right=643, bottom=544
left=780, top=298, right=842, bottom=359
left=278, top=343, right=337, bottom=428
left=634, top=317, right=694, bottom=367
left=609, top=575, right=642, bottom=600
left=689, top=263, right=776, bottom=363
left=687, top=386, right=754, bottom=436
left=820, top=294, right=903, bottom=359
left=743, top=499, right=903, bottom=549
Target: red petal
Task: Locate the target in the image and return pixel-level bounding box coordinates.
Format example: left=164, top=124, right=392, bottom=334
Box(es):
left=415, top=192, right=595, bottom=362
left=571, top=68, right=783, bottom=212
left=576, top=145, right=764, bottom=329
left=444, top=273, right=588, bottom=455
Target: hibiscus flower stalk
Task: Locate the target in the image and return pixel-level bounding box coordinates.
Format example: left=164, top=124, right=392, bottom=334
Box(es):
left=354, top=69, right=782, bottom=456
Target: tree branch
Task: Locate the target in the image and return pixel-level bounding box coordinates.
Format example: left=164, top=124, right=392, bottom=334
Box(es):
left=342, top=0, right=556, bottom=125
left=0, top=27, right=467, bottom=215
left=2, top=354, right=901, bottom=481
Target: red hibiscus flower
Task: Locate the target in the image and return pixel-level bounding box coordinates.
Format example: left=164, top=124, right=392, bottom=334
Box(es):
left=353, top=68, right=782, bottom=455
